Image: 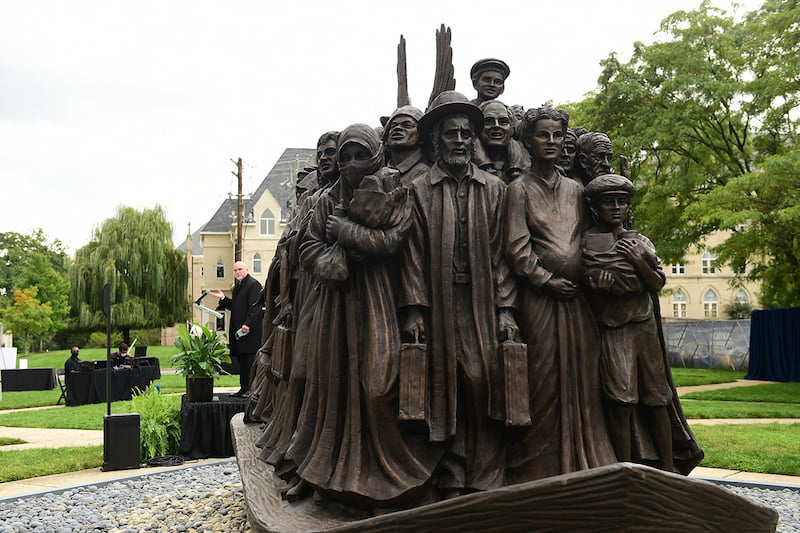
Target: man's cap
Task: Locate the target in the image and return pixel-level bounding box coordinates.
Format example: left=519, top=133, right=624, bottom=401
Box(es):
left=418, top=91, right=484, bottom=140
left=470, top=58, right=510, bottom=80
left=584, top=174, right=635, bottom=198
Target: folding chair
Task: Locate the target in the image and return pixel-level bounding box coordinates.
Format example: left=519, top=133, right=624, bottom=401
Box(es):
left=56, top=369, right=68, bottom=405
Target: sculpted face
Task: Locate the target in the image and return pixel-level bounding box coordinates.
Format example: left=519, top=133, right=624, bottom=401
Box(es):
left=472, top=70, right=505, bottom=102
left=581, top=141, right=613, bottom=178
left=524, top=119, right=565, bottom=162
left=338, top=141, right=373, bottom=188
left=481, top=103, right=513, bottom=148
left=437, top=115, right=475, bottom=168
left=558, top=130, right=579, bottom=170
left=596, top=192, right=631, bottom=230
left=386, top=115, right=420, bottom=150
left=316, top=139, right=338, bottom=181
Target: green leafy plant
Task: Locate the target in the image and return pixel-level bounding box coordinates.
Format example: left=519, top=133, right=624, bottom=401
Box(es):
left=130, top=385, right=181, bottom=459
left=171, top=323, right=230, bottom=377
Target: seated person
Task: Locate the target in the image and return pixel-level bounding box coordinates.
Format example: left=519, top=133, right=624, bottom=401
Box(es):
left=64, top=347, right=82, bottom=406
left=112, top=343, right=132, bottom=367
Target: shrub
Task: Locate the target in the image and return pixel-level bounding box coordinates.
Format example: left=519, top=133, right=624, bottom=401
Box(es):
left=130, top=386, right=181, bottom=459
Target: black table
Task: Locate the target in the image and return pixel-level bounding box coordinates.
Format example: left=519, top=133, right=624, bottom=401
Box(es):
left=1, top=368, right=57, bottom=392
left=67, top=358, right=161, bottom=406
left=179, top=393, right=246, bottom=459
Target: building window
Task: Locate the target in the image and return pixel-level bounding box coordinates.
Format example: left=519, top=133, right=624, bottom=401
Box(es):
left=216, top=259, right=225, bottom=278
left=672, top=289, right=688, bottom=318
left=260, top=209, right=276, bottom=236
left=671, top=264, right=686, bottom=275
left=734, top=289, right=750, bottom=304
left=702, top=249, right=716, bottom=275
left=253, top=253, right=262, bottom=274
left=703, top=288, right=719, bottom=318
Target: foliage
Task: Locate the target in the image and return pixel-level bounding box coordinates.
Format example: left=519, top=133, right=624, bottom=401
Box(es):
left=682, top=382, right=800, bottom=403
left=130, top=386, right=182, bottom=459
left=0, top=446, right=104, bottom=482
left=669, top=368, right=745, bottom=387
left=70, top=205, right=189, bottom=343
left=692, top=423, right=800, bottom=476
left=171, top=323, right=230, bottom=377
left=567, top=0, right=800, bottom=306
left=724, top=300, right=753, bottom=320
left=0, top=288, right=53, bottom=354
left=18, top=252, right=70, bottom=332
left=87, top=330, right=125, bottom=349
left=0, top=230, right=68, bottom=309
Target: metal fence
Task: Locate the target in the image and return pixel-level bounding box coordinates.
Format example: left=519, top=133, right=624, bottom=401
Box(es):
left=662, top=319, right=750, bottom=370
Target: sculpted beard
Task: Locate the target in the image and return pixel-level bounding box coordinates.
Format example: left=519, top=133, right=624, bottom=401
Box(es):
left=433, top=135, right=476, bottom=168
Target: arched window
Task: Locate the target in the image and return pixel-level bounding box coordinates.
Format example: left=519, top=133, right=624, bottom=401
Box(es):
left=672, top=289, right=688, bottom=318
left=216, top=259, right=225, bottom=278
left=253, top=253, right=262, bottom=274
left=734, top=289, right=750, bottom=304
left=260, top=209, right=275, bottom=236
left=702, top=249, right=717, bottom=275
left=703, top=288, right=719, bottom=318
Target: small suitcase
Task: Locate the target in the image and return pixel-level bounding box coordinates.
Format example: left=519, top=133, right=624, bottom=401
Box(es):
left=399, top=342, right=428, bottom=421
left=501, top=341, right=531, bottom=427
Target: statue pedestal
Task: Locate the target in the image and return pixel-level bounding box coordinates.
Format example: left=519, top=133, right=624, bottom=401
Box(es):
left=231, top=414, right=778, bottom=532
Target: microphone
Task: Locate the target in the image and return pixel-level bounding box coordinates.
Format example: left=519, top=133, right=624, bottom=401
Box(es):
left=194, top=290, right=209, bottom=305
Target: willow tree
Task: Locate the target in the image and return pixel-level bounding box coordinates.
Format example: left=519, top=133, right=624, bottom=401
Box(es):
left=70, top=205, right=189, bottom=343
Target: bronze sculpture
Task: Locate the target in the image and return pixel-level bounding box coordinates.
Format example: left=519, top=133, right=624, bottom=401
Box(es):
left=469, top=58, right=510, bottom=105
left=503, top=107, right=617, bottom=483
left=582, top=174, right=703, bottom=473
left=400, top=91, right=518, bottom=498
left=225, top=26, right=800, bottom=533
left=573, top=131, right=613, bottom=185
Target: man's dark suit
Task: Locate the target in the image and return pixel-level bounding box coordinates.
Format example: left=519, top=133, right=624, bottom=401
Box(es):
left=217, top=273, right=263, bottom=393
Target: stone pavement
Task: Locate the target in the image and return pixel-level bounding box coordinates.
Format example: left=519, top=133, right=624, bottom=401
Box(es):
left=0, top=381, right=798, bottom=500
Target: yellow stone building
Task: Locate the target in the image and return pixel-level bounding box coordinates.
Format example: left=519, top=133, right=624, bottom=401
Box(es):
left=172, top=148, right=315, bottom=341
left=658, top=230, right=760, bottom=320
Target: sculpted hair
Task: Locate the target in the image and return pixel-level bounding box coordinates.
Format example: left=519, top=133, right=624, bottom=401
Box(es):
left=317, top=131, right=340, bottom=149
left=575, top=132, right=612, bottom=156
left=516, top=107, right=569, bottom=141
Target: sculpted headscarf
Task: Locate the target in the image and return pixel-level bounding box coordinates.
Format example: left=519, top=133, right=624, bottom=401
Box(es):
left=336, top=123, right=384, bottom=185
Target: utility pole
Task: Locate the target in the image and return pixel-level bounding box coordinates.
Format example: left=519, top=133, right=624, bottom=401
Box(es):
left=232, top=157, right=243, bottom=262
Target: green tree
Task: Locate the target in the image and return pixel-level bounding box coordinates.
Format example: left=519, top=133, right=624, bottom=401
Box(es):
left=0, top=230, right=68, bottom=309
left=18, top=253, right=70, bottom=334
left=1, top=288, right=53, bottom=354
left=70, top=205, right=189, bottom=343
left=570, top=0, right=799, bottom=306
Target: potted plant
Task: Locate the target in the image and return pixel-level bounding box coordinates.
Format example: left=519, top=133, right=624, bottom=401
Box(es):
left=172, top=323, right=230, bottom=402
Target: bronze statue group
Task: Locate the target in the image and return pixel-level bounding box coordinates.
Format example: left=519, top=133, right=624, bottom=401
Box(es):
left=243, top=58, right=703, bottom=511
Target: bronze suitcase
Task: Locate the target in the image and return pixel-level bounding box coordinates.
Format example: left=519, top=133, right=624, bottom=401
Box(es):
left=399, top=343, right=427, bottom=421
left=270, top=324, right=294, bottom=381
left=501, top=341, right=530, bottom=427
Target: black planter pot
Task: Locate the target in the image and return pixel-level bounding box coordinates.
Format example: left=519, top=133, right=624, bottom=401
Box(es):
left=186, top=376, right=214, bottom=402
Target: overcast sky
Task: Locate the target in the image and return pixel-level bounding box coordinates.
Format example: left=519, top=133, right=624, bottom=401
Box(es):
left=0, top=0, right=762, bottom=253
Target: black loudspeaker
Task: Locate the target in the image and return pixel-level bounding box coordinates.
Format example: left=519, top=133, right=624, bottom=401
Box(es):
left=102, top=413, right=141, bottom=471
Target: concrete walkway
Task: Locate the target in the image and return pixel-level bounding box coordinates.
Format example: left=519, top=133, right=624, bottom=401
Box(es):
left=1, top=380, right=798, bottom=500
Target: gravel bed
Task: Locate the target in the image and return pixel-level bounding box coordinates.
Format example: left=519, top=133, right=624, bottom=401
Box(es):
left=1, top=464, right=798, bottom=532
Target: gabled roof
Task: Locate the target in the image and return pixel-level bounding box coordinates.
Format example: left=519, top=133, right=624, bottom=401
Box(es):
left=200, top=148, right=315, bottom=233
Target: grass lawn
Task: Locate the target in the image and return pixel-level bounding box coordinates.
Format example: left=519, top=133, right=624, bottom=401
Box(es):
left=681, top=382, right=800, bottom=403
left=0, top=437, right=25, bottom=446
left=0, top=402, right=130, bottom=430
left=0, top=389, right=64, bottom=410
left=670, top=368, right=746, bottom=387
left=691, top=423, right=800, bottom=476
left=681, top=400, right=800, bottom=419
left=0, top=446, right=104, bottom=483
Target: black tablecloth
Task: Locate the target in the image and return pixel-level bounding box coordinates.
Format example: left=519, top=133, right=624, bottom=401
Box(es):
left=746, top=307, right=800, bottom=382
left=1, top=368, right=57, bottom=392
left=179, top=393, right=246, bottom=459
left=67, top=358, right=162, bottom=406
